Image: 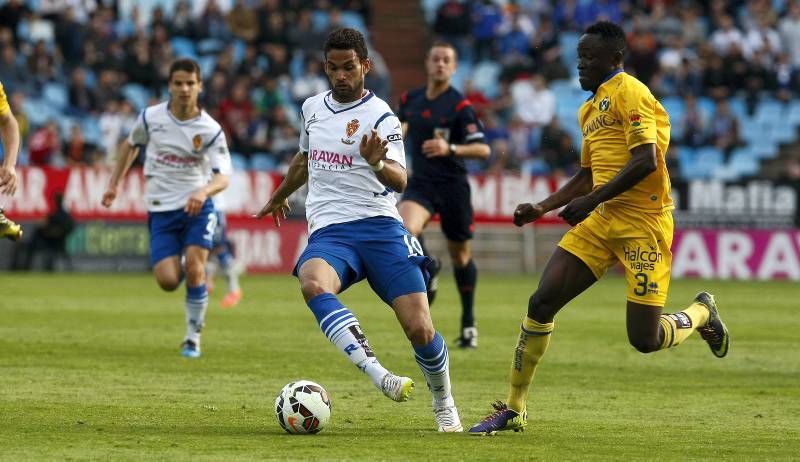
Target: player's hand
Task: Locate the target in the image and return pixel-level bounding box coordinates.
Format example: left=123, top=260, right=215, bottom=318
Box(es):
left=359, top=129, right=389, bottom=167
left=558, top=195, right=599, bottom=226
left=185, top=189, right=208, bottom=216
left=422, top=134, right=450, bottom=158
left=0, top=165, right=18, bottom=196
left=254, top=197, right=291, bottom=227
left=513, top=203, right=546, bottom=227
left=101, top=186, right=118, bottom=208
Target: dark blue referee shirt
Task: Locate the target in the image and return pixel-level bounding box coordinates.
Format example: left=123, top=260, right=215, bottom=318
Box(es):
left=398, top=86, right=486, bottom=182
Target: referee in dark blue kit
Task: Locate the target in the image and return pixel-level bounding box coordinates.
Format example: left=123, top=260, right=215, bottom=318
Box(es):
left=397, top=41, right=490, bottom=348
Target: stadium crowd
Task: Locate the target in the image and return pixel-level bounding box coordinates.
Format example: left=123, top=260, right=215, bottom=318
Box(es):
left=1, top=0, right=800, bottom=181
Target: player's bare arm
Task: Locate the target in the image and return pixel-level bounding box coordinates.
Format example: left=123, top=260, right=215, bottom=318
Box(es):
left=185, top=173, right=228, bottom=216
left=559, top=143, right=657, bottom=225
left=0, top=110, right=20, bottom=196
left=255, top=150, right=308, bottom=226
left=360, top=129, right=406, bottom=192
left=101, top=141, right=141, bottom=208
left=422, top=133, right=490, bottom=160
left=513, top=167, right=593, bottom=227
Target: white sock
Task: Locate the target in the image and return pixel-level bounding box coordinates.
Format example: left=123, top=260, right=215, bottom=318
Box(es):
left=222, top=260, right=241, bottom=293
left=414, top=332, right=453, bottom=405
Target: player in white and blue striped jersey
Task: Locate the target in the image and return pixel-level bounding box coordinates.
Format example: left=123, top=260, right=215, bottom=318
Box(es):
left=102, top=59, right=232, bottom=359
left=255, top=28, right=462, bottom=432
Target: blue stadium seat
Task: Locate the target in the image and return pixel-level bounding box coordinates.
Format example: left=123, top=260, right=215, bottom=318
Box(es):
left=729, top=146, right=760, bottom=178
left=694, top=147, right=723, bottom=178
left=341, top=11, right=368, bottom=37
left=232, top=39, right=246, bottom=66
left=470, top=61, right=501, bottom=99
left=311, top=10, right=330, bottom=33
left=199, top=55, right=217, bottom=77
left=250, top=153, right=277, bottom=171
left=81, top=116, right=102, bottom=145
left=197, top=38, right=224, bottom=55
left=230, top=152, right=248, bottom=171
left=751, top=140, right=778, bottom=159
left=170, top=36, right=197, bottom=59
left=770, top=122, right=796, bottom=144
left=22, top=97, right=55, bottom=127
left=559, top=32, right=580, bottom=70
left=42, top=82, right=68, bottom=110
left=122, top=83, right=151, bottom=112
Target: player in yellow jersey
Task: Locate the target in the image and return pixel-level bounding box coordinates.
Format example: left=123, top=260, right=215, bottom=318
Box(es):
left=468, top=21, right=730, bottom=435
left=0, top=81, right=23, bottom=241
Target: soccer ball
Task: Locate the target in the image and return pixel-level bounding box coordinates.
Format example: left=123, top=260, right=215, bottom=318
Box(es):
left=274, top=380, right=331, bottom=434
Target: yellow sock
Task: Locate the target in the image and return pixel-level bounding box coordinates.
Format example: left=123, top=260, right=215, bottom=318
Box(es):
left=659, top=302, right=710, bottom=349
left=506, top=316, right=554, bottom=413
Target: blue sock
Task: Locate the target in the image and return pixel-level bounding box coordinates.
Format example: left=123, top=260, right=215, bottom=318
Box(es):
left=413, top=332, right=452, bottom=403
left=185, top=284, right=208, bottom=343
left=307, top=293, right=389, bottom=387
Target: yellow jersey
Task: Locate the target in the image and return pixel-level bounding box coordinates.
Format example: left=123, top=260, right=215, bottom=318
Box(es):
left=578, top=71, right=673, bottom=212
left=0, top=82, right=9, bottom=116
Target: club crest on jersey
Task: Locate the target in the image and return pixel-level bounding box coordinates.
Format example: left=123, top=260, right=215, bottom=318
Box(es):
left=192, top=134, right=202, bottom=152
left=341, top=119, right=360, bottom=144
left=599, top=97, right=610, bottom=112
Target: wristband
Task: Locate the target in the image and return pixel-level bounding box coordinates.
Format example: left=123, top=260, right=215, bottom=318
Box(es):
left=370, top=159, right=385, bottom=172
left=450, top=144, right=457, bottom=156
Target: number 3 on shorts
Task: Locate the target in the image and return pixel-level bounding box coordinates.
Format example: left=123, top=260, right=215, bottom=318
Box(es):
left=203, top=212, right=218, bottom=242
left=403, top=235, right=424, bottom=257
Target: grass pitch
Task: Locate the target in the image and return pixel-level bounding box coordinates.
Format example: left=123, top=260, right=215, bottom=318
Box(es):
left=1, top=272, right=798, bottom=460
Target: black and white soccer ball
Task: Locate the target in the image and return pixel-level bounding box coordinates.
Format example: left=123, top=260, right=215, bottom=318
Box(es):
left=274, top=380, right=331, bottom=434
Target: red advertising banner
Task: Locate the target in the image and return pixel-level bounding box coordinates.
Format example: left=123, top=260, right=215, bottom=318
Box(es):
left=673, top=229, right=800, bottom=280
left=2, top=167, right=567, bottom=224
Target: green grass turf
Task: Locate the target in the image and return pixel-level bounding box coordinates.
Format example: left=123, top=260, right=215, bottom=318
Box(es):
left=1, top=273, right=798, bottom=460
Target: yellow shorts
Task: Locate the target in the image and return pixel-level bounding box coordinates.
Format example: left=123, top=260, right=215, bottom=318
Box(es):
left=558, top=204, right=674, bottom=307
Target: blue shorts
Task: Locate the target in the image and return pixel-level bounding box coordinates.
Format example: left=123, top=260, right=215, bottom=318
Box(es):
left=293, top=216, right=431, bottom=305
left=148, top=199, right=216, bottom=266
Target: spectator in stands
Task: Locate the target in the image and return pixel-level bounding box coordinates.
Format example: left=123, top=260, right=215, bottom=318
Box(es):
left=218, top=78, right=256, bottom=155
left=775, top=53, right=795, bottom=102
left=292, top=57, right=329, bottom=104
left=198, top=0, right=230, bottom=41
left=365, top=46, right=392, bottom=102
left=228, top=0, right=259, bottom=43
left=27, top=40, right=57, bottom=90
left=170, top=1, right=197, bottom=39
left=268, top=105, right=299, bottom=165
left=23, top=192, right=74, bottom=272
left=779, top=2, right=800, bottom=71
left=649, top=2, right=682, bottom=45
left=287, top=9, right=326, bottom=56
left=64, top=124, right=88, bottom=165
left=680, top=3, right=708, bottom=48
left=433, top=0, right=473, bottom=62
left=237, top=43, right=266, bottom=82
left=702, top=51, right=732, bottom=100
left=463, top=79, right=491, bottom=119
left=626, top=19, right=659, bottom=85
left=28, top=120, right=61, bottom=167
left=510, top=73, right=555, bottom=128
left=98, top=98, right=122, bottom=164
left=472, top=0, right=503, bottom=62
left=95, top=69, right=123, bottom=109
left=743, top=15, right=781, bottom=64
left=125, top=41, right=159, bottom=89
left=0, top=0, right=30, bottom=45
left=0, top=45, right=28, bottom=93
left=259, top=11, right=288, bottom=50
left=708, top=99, right=742, bottom=159
left=539, top=117, right=578, bottom=177
left=68, top=67, right=97, bottom=115
left=711, top=15, right=745, bottom=57
left=9, top=91, right=28, bottom=142
left=681, top=93, right=707, bottom=148
left=54, top=8, right=86, bottom=69
left=257, top=76, right=285, bottom=118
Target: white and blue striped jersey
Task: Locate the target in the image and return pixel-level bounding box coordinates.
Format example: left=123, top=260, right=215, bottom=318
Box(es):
left=128, top=101, right=232, bottom=212
left=299, top=90, right=405, bottom=232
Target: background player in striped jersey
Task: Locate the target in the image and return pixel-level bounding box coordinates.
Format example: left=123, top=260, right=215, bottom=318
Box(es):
left=102, top=59, right=232, bottom=358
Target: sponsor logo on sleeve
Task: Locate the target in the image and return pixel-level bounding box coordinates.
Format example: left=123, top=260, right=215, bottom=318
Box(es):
left=387, top=133, right=402, bottom=142
left=629, top=110, right=642, bottom=127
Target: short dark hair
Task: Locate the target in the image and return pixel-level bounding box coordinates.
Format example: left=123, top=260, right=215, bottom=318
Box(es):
left=168, top=58, right=202, bottom=82
left=585, top=21, right=626, bottom=56
left=324, top=27, right=369, bottom=60
left=427, top=40, right=458, bottom=60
